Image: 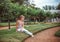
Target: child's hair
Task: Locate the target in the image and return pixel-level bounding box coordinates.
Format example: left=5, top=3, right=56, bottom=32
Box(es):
left=16, top=15, right=24, bottom=20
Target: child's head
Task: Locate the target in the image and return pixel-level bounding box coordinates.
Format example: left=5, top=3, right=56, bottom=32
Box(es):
left=18, top=15, right=25, bottom=21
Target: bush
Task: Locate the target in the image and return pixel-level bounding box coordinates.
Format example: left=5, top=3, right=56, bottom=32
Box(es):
left=55, top=30, right=60, bottom=37
left=0, top=22, right=16, bottom=27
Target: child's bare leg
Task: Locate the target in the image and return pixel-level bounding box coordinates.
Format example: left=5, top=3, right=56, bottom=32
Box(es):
left=23, top=29, right=34, bottom=37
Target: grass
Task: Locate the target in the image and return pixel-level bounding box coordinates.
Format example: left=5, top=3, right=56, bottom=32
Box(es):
left=0, top=23, right=60, bottom=42
left=55, top=30, right=60, bottom=37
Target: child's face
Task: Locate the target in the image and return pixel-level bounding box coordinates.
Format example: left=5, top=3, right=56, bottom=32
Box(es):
left=20, top=17, right=25, bottom=21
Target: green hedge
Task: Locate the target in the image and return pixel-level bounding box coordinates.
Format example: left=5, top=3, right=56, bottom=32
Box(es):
left=0, top=22, right=38, bottom=27
left=0, top=22, right=16, bottom=27
left=55, top=30, right=60, bottom=37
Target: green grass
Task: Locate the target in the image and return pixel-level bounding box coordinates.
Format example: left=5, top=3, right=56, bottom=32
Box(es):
left=0, top=23, right=60, bottom=42
left=55, top=30, right=60, bottom=37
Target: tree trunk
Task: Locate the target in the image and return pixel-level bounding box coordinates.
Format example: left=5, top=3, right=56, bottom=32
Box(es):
left=46, top=17, right=48, bottom=22
left=8, top=19, right=10, bottom=29
left=56, top=17, right=58, bottom=22
left=0, top=16, right=1, bottom=22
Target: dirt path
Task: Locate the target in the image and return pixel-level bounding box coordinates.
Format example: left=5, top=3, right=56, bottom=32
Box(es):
left=0, top=26, right=16, bottom=30
left=24, top=26, right=60, bottom=42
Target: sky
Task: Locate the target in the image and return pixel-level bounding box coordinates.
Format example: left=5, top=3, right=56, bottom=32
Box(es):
left=29, top=0, right=60, bottom=9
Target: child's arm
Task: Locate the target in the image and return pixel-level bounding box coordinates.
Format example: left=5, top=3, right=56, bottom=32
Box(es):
left=22, top=22, right=24, bottom=28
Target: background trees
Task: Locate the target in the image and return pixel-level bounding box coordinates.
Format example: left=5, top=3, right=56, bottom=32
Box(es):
left=43, top=5, right=56, bottom=10
left=0, top=0, right=60, bottom=29
left=0, top=0, right=21, bottom=29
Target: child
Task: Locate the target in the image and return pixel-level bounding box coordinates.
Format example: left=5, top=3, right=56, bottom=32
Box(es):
left=16, top=15, right=34, bottom=37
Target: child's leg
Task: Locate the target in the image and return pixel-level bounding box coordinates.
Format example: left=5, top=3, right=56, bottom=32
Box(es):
left=23, top=29, right=34, bottom=37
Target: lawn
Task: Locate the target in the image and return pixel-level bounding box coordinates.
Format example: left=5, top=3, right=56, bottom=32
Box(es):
left=0, top=23, right=60, bottom=42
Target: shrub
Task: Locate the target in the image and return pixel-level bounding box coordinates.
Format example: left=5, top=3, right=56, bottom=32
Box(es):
left=55, top=30, right=60, bottom=37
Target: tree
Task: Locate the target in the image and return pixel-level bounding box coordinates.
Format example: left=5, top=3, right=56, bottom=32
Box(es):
left=11, top=0, right=29, bottom=5
left=43, top=5, right=48, bottom=10
left=43, top=5, right=56, bottom=10
left=57, top=3, right=60, bottom=10
left=0, top=0, right=21, bottom=29
left=44, top=11, right=52, bottom=22
left=11, top=0, right=24, bottom=5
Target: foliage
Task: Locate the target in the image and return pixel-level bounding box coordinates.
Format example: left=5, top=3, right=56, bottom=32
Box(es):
left=57, top=3, right=60, bottom=10
left=43, top=5, right=55, bottom=10
left=55, top=30, right=60, bottom=37
left=0, top=0, right=21, bottom=20
left=0, top=0, right=59, bottom=22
